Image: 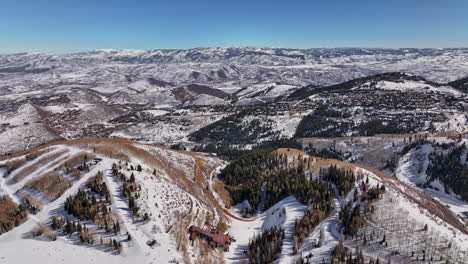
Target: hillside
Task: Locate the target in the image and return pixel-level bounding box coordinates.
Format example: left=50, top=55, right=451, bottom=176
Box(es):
left=189, top=73, right=467, bottom=145
left=1, top=139, right=468, bottom=263
left=0, top=138, right=227, bottom=264
left=1, top=50, right=468, bottom=155
left=448, top=76, right=468, bottom=93
left=221, top=147, right=468, bottom=263
left=396, top=139, right=468, bottom=219
left=1, top=47, right=468, bottom=263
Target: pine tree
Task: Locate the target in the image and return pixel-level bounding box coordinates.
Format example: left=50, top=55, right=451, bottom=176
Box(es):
left=65, top=220, right=73, bottom=234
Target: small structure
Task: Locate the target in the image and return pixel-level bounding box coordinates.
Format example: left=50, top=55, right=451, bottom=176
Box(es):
left=188, top=226, right=235, bottom=252
left=146, top=239, right=157, bottom=247
left=459, top=212, right=468, bottom=224
left=447, top=134, right=462, bottom=141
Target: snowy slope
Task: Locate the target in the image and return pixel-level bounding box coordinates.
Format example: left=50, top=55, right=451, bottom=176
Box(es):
left=396, top=141, right=468, bottom=221
left=1, top=140, right=467, bottom=263
left=0, top=139, right=226, bottom=264
left=234, top=83, right=299, bottom=105
left=221, top=149, right=468, bottom=263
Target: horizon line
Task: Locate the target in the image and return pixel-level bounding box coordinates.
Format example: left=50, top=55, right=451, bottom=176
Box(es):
left=1, top=46, right=468, bottom=55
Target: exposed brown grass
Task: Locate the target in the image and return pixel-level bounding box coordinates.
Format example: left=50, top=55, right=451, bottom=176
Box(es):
left=22, top=194, right=44, bottom=211
left=215, top=219, right=229, bottom=233
left=63, top=152, right=95, bottom=168
left=212, top=178, right=231, bottom=208
left=31, top=224, right=57, bottom=240
left=0, top=137, right=206, bottom=161
left=67, top=167, right=82, bottom=180
left=9, top=149, right=69, bottom=184
left=0, top=196, right=28, bottom=234
left=94, top=145, right=129, bottom=161
left=9, top=163, right=40, bottom=184
left=275, top=147, right=307, bottom=156
left=5, top=158, right=27, bottom=174
left=25, top=148, right=50, bottom=161
left=79, top=229, right=95, bottom=244
left=24, top=172, right=72, bottom=201
left=72, top=139, right=196, bottom=196
left=3, top=138, right=231, bottom=232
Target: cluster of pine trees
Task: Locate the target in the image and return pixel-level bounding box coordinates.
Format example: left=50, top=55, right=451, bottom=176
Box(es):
left=50, top=214, right=123, bottom=252
left=292, top=201, right=333, bottom=253
left=400, top=138, right=429, bottom=156
left=219, top=149, right=337, bottom=216
left=314, top=104, right=351, bottom=118
left=190, top=110, right=278, bottom=144
left=340, top=203, right=364, bottom=238
left=264, top=166, right=335, bottom=210
left=426, top=143, right=468, bottom=201
left=77, top=161, right=90, bottom=172
left=320, top=165, right=357, bottom=197
left=112, top=163, right=143, bottom=219
left=248, top=227, right=285, bottom=264
left=61, top=171, right=121, bottom=234
left=356, top=119, right=415, bottom=136
left=295, top=113, right=419, bottom=138
left=331, top=241, right=364, bottom=264
left=64, top=188, right=111, bottom=222
left=340, top=183, right=386, bottom=239
left=295, top=114, right=353, bottom=138
left=219, top=149, right=288, bottom=207
left=364, top=184, right=386, bottom=202
left=291, top=166, right=359, bottom=252
left=86, top=172, right=111, bottom=202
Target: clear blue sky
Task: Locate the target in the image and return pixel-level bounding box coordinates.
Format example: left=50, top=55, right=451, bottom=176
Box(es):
left=1, top=0, right=467, bottom=53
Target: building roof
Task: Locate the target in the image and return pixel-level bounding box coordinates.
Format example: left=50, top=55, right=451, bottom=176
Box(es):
left=189, top=226, right=232, bottom=247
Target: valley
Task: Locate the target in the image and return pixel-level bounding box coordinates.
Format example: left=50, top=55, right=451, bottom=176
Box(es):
left=0, top=47, right=467, bottom=264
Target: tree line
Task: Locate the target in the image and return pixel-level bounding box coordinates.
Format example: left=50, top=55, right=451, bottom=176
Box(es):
left=248, top=227, right=285, bottom=264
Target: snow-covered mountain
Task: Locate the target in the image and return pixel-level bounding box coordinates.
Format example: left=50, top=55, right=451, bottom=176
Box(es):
left=2, top=47, right=468, bottom=264
left=2, top=47, right=468, bottom=108
left=1, top=141, right=467, bottom=263
left=1, top=47, right=467, bottom=154
left=2, top=47, right=468, bottom=93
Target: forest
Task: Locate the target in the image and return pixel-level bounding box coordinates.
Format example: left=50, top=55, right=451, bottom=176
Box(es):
left=294, top=114, right=353, bottom=138
left=248, top=227, right=285, bottom=263
left=291, top=166, right=359, bottom=253
left=218, top=148, right=336, bottom=215
left=426, top=143, right=468, bottom=201
left=189, top=110, right=278, bottom=144
left=295, top=114, right=417, bottom=138
left=192, top=138, right=302, bottom=160
left=219, top=146, right=383, bottom=262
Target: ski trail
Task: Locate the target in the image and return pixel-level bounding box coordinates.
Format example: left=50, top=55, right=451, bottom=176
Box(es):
left=103, top=169, right=175, bottom=263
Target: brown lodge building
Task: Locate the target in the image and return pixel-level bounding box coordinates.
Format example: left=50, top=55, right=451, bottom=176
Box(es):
left=188, top=225, right=236, bottom=252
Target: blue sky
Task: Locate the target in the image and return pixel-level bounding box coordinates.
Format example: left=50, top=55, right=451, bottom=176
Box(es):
left=1, top=0, right=467, bottom=53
